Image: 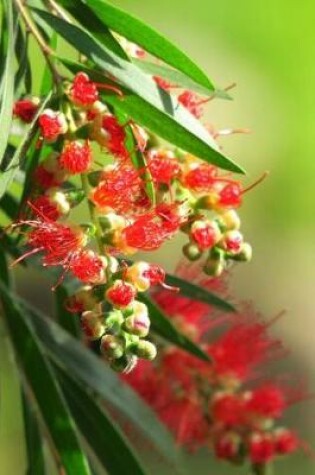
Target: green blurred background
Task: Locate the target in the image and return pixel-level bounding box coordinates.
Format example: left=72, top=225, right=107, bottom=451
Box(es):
left=1, top=1, right=314, bottom=474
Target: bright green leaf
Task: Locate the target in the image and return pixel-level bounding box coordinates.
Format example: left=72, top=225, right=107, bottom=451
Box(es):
left=22, top=390, right=46, bottom=475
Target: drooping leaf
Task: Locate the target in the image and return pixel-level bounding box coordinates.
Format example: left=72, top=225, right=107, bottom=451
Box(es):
left=0, top=258, right=92, bottom=475
left=0, top=93, right=52, bottom=199
left=22, top=390, right=46, bottom=475
left=139, top=293, right=210, bottom=361
left=55, top=54, right=244, bottom=174
left=6, top=291, right=183, bottom=471
left=56, top=366, right=147, bottom=475
left=62, top=0, right=214, bottom=92
left=0, top=0, right=15, bottom=168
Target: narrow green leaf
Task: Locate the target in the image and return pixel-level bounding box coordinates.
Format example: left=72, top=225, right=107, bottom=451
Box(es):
left=0, top=93, right=52, bottom=199
left=0, top=0, right=15, bottom=167
left=56, top=56, right=244, bottom=174
left=55, top=0, right=129, bottom=60
left=55, top=285, right=80, bottom=337
left=139, top=293, right=210, bottom=361
left=72, top=0, right=214, bottom=91
left=22, top=390, right=46, bottom=475
left=0, top=192, right=19, bottom=221
left=133, top=59, right=233, bottom=100
left=165, top=273, right=235, bottom=312
left=0, top=262, right=92, bottom=475
left=14, top=23, right=32, bottom=94
left=56, top=367, right=147, bottom=475
left=9, top=294, right=183, bottom=470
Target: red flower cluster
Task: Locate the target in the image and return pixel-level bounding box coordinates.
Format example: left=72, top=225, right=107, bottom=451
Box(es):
left=123, top=264, right=309, bottom=472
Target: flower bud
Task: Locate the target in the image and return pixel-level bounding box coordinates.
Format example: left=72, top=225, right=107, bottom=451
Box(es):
left=38, top=109, right=68, bottom=142
left=190, top=219, right=222, bottom=251
left=214, top=432, right=242, bottom=461
left=100, top=334, right=125, bottom=359
left=219, top=209, right=241, bottom=230
left=59, top=140, right=92, bottom=174
left=129, top=340, right=157, bottom=360
left=106, top=280, right=137, bottom=309
left=81, top=310, right=105, bottom=340
left=182, top=242, right=202, bottom=261
left=66, top=286, right=100, bottom=313
left=232, top=242, right=253, bottom=262
left=123, top=301, right=150, bottom=337
left=13, top=97, right=40, bottom=123
left=222, top=230, right=244, bottom=254
left=47, top=188, right=71, bottom=216
left=203, top=248, right=225, bottom=276
left=274, top=429, right=298, bottom=455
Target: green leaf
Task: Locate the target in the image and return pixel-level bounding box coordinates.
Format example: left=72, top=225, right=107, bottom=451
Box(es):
left=165, top=273, right=235, bottom=312
left=14, top=23, right=32, bottom=94
left=56, top=55, right=244, bottom=174
left=72, top=0, right=214, bottom=92
left=139, top=293, right=210, bottom=361
left=55, top=0, right=129, bottom=60
left=55, top=285, right=80, bottom=337
left=0, top=259, right=92, bottom=475
left=10, top=295, right=183, bottom=471
left=56, top=366, right=147, bottom=475
left=0, top=192, right=19, bottom=221
left=133, top=59, right=233, bottom=100
left=0, top=0, right=15, bottom=168
left=22, top=390, right=46, bottom=475
left=0, top=93, right=52, bottom=199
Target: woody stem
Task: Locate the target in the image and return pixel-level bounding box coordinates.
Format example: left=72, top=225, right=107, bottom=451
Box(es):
left=14, top=0, right=62, bottom=88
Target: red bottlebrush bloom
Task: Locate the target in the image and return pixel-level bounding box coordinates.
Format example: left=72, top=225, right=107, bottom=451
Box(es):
left=249, top=434, right=275, bottom=464
left=70, top=72, right=99, bottom=107
left=218, top=182, right=242, bottom=208
left=102, top=115, right=128, bottom=159
left=183, top=163, right=218, bottom=192
left=190, top=220, right=221, bottom=251
left=211, top=394, right=245, bottom=427
left=274, top=429, right=299, bottom=455
left=214, top=433, right=241, bottom=460
left=245, top=385, right=286, bottom=419
left=59, top=141, right=92, bottom=174
left=29, top=195, right=60, bottom=221
left=38, top=109, right=67, bottom=142
left=142, top=264, right=166, bottom=286
left=208, top=318, right=284, bottom=384
left=178, top=91, right=205, bottom=118
left=147, top=149, right=180, bottom=185
left=106, top=280, right=137, bottom=308
left=70, top=250, right=106, bottom=284
left=34, top=166, right=61, bottom=189
left=13, top=98, right=39, bottom=123
left=123, top=203, right=184, bottom=251
left=92, top=162, right=145, bottom=215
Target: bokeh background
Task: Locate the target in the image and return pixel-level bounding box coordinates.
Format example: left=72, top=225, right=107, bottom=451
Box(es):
left=1, top=1, right=314, bottom=474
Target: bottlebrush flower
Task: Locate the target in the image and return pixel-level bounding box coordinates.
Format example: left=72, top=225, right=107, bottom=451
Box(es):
left=91, top=162, right=145, bottom=215
left=70, top=72, right=99, bottom=107
left=147, top=149, right=180, bottom=185
left=178, top=91, right=206, bottom=118
left=34, top=153, right=68, bottom=189
left=59, top=141, right=92, bottom=174
left=13, top=98, right=39, bottom=123
left=274, top=429, right=299, bottom=455
left=245, top=385, right=286, bottom=420
left=38, top=109, right=68, bottom=142
left=70, top=249, right=107, bottom=284
left=91, top=113, right=128, bottom=159
left=249, top=433, right=275, bottom=464
left=190, top=220, right=222, bottom=251
left=122, top=203, right=186, bottom=251
left=182, top=161, right=218, bottom=192
left=126, top=262, right=166, bottom=291
left=106, top=280, right=137, bottom=309
left=30, top=189, right=70, bottom=221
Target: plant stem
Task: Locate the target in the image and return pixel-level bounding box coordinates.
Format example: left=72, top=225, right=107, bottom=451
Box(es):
left=14, top=0, right=62, bottom=88
left=252, top=463, right=274, bottom=475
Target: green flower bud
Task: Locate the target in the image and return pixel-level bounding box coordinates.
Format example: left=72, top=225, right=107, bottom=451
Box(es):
left=100, top=334, right=125, bottom=359
left=203, top=248, right=225, bottom=276
left=182, top=242, right=202, bottom=261
left=129, top=340, right=157, bottom=361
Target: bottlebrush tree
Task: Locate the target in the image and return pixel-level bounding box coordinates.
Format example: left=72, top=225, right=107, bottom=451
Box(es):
left=0, top=1, right=308, bottom=474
